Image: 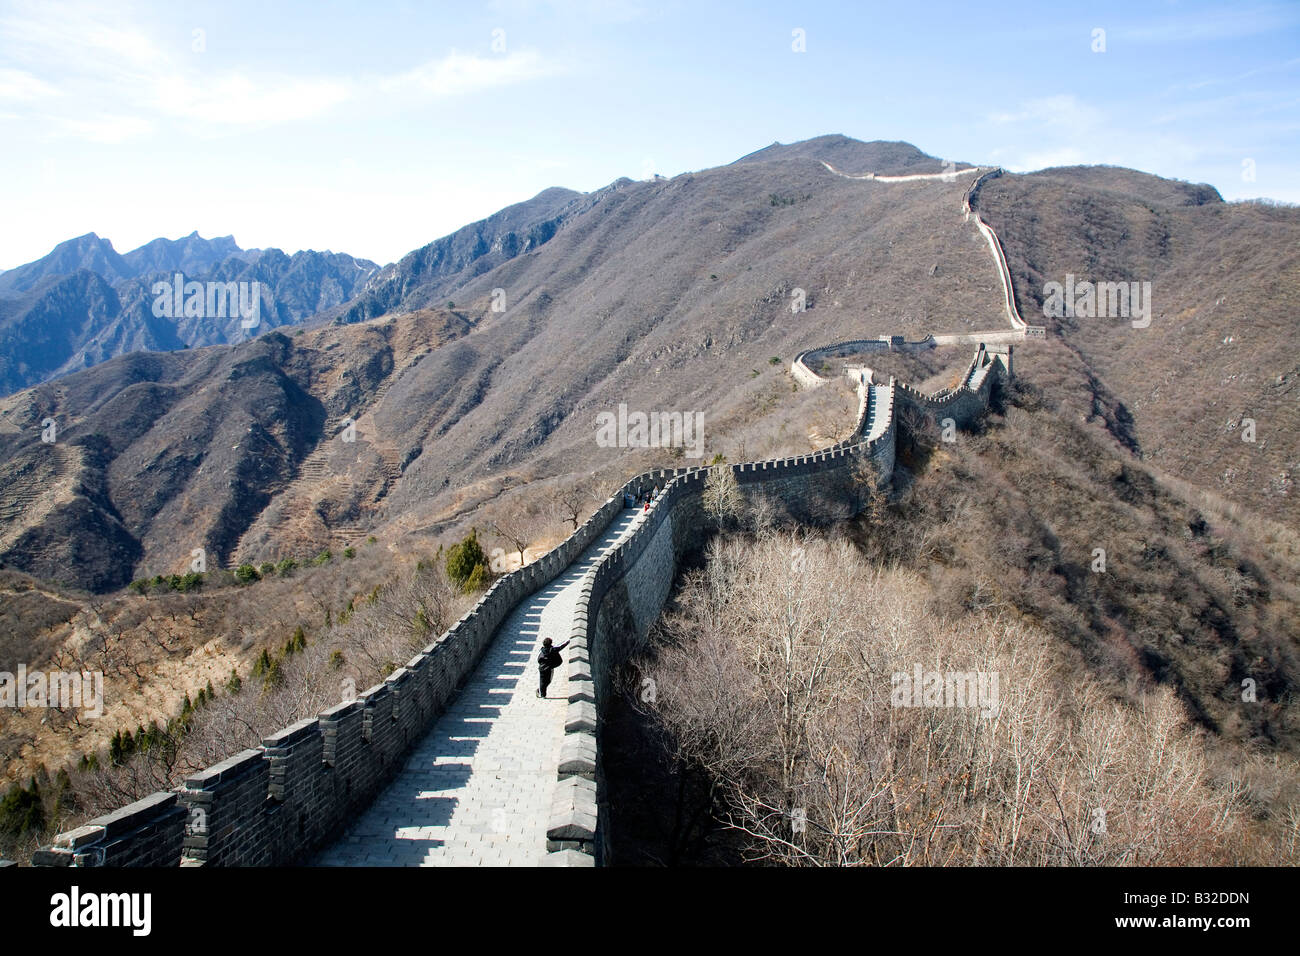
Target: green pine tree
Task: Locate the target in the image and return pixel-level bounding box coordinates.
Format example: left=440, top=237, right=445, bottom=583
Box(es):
left=446, top=528, right=488, bottom=589
left=263, top=658, right=284, bottom=691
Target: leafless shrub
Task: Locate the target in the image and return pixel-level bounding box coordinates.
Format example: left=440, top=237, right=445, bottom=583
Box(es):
left=636, top=533, right=1289, bottom=866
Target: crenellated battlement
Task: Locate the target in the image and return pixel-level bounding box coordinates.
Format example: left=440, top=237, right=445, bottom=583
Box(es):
left=33, top=339, right=1010, bottom=869
left=546, top=344, right=1008, bottom=862
left=31, top=153, right=1026, bottom=870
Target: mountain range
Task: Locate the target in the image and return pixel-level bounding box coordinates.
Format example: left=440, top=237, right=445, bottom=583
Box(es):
left=0, top=231, right=379, bottom=395
left=0, top=134, right=1294, bottom=598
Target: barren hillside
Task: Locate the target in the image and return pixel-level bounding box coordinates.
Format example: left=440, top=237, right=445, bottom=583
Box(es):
left=0, top=137, right=1010, bottom=589
left=975, top=168, right=1300, bottom=528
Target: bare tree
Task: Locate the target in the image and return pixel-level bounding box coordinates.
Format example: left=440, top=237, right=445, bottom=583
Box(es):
left=550, top=487, right=587, bottom=532
left=701, top=466, right=743, bottom=527
left=490, top=516, right=537, bottom=568
left=635, top=533, right=1270, bottom=867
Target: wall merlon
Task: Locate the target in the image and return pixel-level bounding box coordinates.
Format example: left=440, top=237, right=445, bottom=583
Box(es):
left=262, top=717, right=321, bottom=752
left=566, top=701, right=598, bottom=733
left=543, top=848, right=595, bottom=866
left=559, top=732, right=597, bottom=777
left=54, top=823, right=107, bottom=851
left=76, top=792, right=181, bottom=843
left=568, top=678, right=595, bottom=703
left=548, top=776, right=598, bottom=844
left=184, top=748, right=266, bottom=790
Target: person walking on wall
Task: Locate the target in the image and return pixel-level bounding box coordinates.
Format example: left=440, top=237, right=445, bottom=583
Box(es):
left=537, top=637, right=569, bottom=698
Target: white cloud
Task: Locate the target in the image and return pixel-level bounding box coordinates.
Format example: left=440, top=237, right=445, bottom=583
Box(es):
left=988, top=95, right=1110, bottom=170
left=0, top=67, right=58, bottom=100
left=0, top=2, right=568, bottom=142
left=1007, top=147, right=1088, bottom=172
left=1182, top=56, right=1300, bottom=92
left=52, top=113, right=154, bottom=144
left=985, top=93, right=1212, bottom=175
left=989, top=94, right=1107, bottom=132
left=378, top=50, right=566, bottom=98
left=0, top=1, right=164, bottom=85
left=150, top=73, right=354, bottom=130
left=1117, top=5, right=1300, bottom=45
left=487, top=0, right=646, bottom=22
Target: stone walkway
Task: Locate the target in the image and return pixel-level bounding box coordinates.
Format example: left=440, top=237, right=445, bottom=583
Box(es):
left=314, top=506, right=643, bottom=866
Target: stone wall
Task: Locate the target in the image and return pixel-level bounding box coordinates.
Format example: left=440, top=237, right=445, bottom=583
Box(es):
left=963, top=168, right=1048, bottom=338
left=931, top=329, right=1026, bottom=346
left=787, top=167, right=1046, bottom=378
left=28, top=146, right=1028, bottom=870
left=792, top=336, right=936, bottom=387
left=32, top=468, right=654, bottom=868
left=546, top=346, right=1007, bottom=865
left=34, top=343, right=1009, bottom=870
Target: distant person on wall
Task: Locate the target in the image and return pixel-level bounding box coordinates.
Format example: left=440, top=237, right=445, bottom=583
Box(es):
left=537, top=637, right=569, bottom=698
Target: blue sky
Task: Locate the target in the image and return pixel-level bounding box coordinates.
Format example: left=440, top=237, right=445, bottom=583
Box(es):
left=1, top=0, right=1297, bottom=269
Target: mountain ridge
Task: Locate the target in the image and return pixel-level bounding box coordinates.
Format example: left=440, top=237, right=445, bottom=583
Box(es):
left=0, top=134, right=1292, bottom=596
left=0, top=232, right=380, bottom=396
left=0, top=231, right=258, bottom=295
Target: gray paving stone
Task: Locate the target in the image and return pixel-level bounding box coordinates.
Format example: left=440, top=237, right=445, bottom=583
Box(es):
left=311, top=509, right=641, bottom=867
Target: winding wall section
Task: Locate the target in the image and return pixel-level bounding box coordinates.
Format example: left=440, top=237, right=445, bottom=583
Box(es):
left=32, top=156, right=1025, bottom=868
left=33, top=340, right=1010, bottom=868
left=794, top=163, right=1044, bottom=387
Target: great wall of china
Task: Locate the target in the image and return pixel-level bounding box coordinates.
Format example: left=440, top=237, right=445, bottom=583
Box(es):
left=28, top=160, right=1033, bottom=868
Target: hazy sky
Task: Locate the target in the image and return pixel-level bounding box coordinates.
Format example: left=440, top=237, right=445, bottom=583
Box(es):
left=1, top=0, right=1297, bottom=269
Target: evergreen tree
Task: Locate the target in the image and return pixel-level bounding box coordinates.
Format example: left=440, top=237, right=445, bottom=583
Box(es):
left=0, top=780, right=44, bottom=837
left=446, top=528, right=488, bottom=589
